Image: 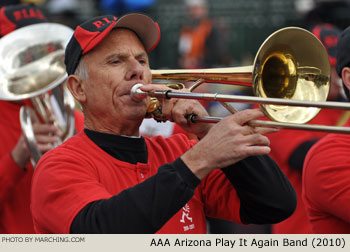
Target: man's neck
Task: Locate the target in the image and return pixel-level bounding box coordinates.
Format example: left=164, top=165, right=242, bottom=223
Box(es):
left=84, top=116, right=141, bottom=137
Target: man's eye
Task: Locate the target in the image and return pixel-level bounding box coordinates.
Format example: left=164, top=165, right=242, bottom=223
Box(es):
left=109, top=59, right=120, bottom=64
left=139, top=59, right=147, bottom=64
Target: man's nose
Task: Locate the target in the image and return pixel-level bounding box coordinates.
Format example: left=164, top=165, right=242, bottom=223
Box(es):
left=126, top=59, right=144, bottom=80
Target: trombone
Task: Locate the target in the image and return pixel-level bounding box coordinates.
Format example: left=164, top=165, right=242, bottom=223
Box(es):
left=132, top=27, right=350, bottom=134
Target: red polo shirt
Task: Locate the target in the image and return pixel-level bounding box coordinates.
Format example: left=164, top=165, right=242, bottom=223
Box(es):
left=0, top=100, right=84, bottom=233
left=303, top=120, right=350, bottom=233
left=31, top=131, right=242, bottom=234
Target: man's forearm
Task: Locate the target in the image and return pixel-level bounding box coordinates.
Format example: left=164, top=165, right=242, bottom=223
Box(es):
left=222, top=155, right=297, bottom=224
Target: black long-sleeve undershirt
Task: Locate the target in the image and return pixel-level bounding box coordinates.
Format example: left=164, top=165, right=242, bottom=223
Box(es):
left=70, top=129, right=296, bottom=233
left=288, top=139, right=319, bottom=172
left=222, top=155, right=296, bottom=224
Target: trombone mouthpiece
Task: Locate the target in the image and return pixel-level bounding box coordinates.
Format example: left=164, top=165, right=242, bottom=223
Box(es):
left=130, top=83, right=147, bottom=102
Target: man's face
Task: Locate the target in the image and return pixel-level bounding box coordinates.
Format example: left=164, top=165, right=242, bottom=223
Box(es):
left=81, top=28, right=152, bottom=131
left=328, top=66, right=343, bottom=101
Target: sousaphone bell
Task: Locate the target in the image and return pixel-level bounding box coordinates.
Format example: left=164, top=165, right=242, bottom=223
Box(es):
left=0, top=23, right=75, bottom=167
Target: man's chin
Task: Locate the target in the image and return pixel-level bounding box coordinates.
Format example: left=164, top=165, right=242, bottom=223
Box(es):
left=124, top=109, right=147, bottom=121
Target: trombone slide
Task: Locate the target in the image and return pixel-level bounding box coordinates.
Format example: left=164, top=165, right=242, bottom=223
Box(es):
left=131, top=85, right=350, bottom=134
left=132, top=87, right=350, bottom=110
left=190, top=116, right=350, bottom=134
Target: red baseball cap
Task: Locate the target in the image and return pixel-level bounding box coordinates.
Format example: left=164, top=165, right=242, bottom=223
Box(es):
left=336, top=26, right=350, bottom=77
left=0, top=4, right=47, bottom=37
left=312, top=23, right=341, bottom=67
left=65, top=13, right=161, bottom=75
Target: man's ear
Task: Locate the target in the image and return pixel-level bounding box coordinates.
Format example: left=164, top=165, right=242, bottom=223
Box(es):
left=342, top=67, right=350, bottom=91
left=66, top=75, right=86, bottom=103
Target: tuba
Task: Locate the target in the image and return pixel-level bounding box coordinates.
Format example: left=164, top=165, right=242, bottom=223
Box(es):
left=0, top=23, right=75, bottom=167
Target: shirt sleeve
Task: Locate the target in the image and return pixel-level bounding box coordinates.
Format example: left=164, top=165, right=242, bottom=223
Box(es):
left=303, top=138, right=350, bottom=224
left=70, top=158, right=200, bottom=234
left=69, top=155, right=297, bottom=232
left=31, top=149, right=112, bottom=234
left=204, top=155, right=297, bottom=224
left=32, top=146, right=201, bottom=234
left=0, top=152, right=26, bottom=203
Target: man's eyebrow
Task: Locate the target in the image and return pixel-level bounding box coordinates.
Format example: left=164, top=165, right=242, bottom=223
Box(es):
left=104, top=52, right=148, bottom=61
left=136, top=52, right=148, bottom=58
left=105, top=53, right=124, bottom=61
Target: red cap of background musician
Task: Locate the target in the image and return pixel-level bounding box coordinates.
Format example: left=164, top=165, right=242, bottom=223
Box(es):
left=64, top=13, right=161, bottom=75
left=0, top=4, right=47, bottom=37
left=312, top=23, right=341, bottom=67
left=336, top=26, right=350, bottom=77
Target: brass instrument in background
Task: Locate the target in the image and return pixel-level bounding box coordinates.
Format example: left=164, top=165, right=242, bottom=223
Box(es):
left=132, top=27, right=350, bottom=134
left=0, top=23, right=76, bottom=167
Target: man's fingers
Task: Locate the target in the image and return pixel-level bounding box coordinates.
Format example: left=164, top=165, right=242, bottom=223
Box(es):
left=230, top=109, right=265, bottom=125
left=33, top=123, right=59, bottom=134
left=35, top=135, right=60, bottom=144
left=245, top=145, right=271, bottom=156
left=37, top=143, right=54, bottom=153
left=240, top=125, right=256, bottom=136
left=245, top=133, right=271, bottom=146
left=33, top=123, right=63, bottom=138
left=32, top=123, right=62, bottom=154
left=253, top=126, right=280, bottom=135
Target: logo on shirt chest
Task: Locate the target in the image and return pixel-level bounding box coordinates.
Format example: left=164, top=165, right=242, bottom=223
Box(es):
left=179, top=203, right=195, bottom=231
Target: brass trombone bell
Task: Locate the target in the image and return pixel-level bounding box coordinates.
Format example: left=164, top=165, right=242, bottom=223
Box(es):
left=131, top=27, right=350, bottom=134
left=150, top=27, right=331, bottom=125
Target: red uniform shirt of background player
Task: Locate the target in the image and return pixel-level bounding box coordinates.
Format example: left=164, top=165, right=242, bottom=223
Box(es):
left=31, top=131, right=242, bottom=234
left=0, top=3, right=84, bottom=234
left=267, top=108, right=345, bottom=234
left=302, top=120, right=350, bottom=234
left=139, top=118, right=197, bottom=140
left=266, top=23, right=346, bottom=234
left=0, top=100, right=84, bottom=233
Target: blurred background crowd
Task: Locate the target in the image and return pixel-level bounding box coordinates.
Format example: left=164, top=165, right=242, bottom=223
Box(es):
left=1, top=0, right=349, bottom=69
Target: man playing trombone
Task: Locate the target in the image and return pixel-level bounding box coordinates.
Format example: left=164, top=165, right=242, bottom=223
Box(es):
left=30, top=13, right=296, bottom=234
